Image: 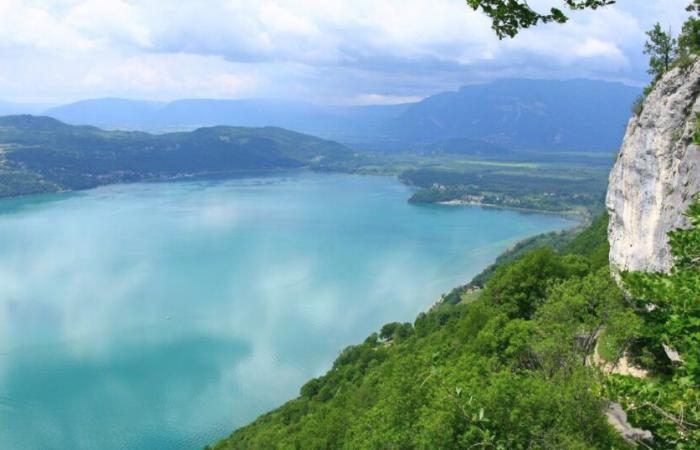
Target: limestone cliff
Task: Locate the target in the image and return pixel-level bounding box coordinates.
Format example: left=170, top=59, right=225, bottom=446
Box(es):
left=607, top=60, right=700, bottom=273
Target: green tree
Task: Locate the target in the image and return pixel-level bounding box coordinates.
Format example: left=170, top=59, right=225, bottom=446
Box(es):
left=481, top=247, right=589, bottom=319
left=466, top=0, right=615, bottom=38
left=623, top=198, right=700, bottom=382
left=612, top=197, right=700, bottom=446
left=679, top=0, right=700, bottom=55
left=644, top=23, right=678, bottom=79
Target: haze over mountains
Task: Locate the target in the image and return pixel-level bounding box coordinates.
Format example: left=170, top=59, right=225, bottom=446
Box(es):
left=0, top=100, right=48, bottom=116
left=40, top=79, right=640, bottom=153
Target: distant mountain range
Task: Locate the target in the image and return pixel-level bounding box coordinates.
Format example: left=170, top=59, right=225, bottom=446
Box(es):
left=18, top=78, right=640, bottom=152
left=0, top=115, right=355, bottom=198
left=43, top=98, right=410, bottom=143
left=386, top=79, right=640, bottom=152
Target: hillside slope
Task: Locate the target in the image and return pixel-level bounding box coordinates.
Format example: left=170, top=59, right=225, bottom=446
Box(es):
left=213, top=216, right=631, bottom=449
left=0, top=115, right=354, bottom=197
left=212, top=62, right=700, bottom=450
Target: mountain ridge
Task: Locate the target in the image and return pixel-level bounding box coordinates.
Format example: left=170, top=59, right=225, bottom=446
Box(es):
left=0, top=115, right=355, bottom=197
left=42, top=78, right=639, bottom=152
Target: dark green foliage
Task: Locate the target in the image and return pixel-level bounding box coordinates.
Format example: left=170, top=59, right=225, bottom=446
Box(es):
left=213, top=218, right=634, bottom=449
left=636, top=4, right=700, bottom=114
left=0, top=170, right=59, bottom=197
left=641, top=0, right=700, bottom=79
left=465, top=1, right=615, bottom=38
left=679, top=0, right=700, bottom=56
left=644, top=23, right=678, bottom=79
left=0, top=115, right=355, bottom=197
left=379, top=322, right=414, bottom=342
left=631, top=94, right=645, bottom=116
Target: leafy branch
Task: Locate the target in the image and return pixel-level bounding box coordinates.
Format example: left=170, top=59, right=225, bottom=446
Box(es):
left=466, top=0, right=615, bottom=38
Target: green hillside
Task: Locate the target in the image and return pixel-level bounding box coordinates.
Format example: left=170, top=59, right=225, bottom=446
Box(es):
left=0, top=115, right=355, bottom=196
left=212, top=203, right=700, bottom=449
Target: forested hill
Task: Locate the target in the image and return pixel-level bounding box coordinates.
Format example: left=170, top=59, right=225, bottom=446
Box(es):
left=0, top=115, right=355, bottom=197
left=211, top=57, right=700, bottom=449
left=213, top=214, right=632, bottom=449
left=214, top=199, right=700, bottom=449
left=42, top=79, right=638, bottom=152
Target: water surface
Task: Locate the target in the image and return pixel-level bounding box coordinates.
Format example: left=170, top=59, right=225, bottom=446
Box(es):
left=0, top=172, right=572, bottom=449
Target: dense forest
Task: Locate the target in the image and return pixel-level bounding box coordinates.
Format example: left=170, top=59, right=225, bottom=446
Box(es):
left=212, top=5, right=700, bottom=444
left=212, top=196, right=700, bottom=449
left=0, top=115, right=355, bottom=197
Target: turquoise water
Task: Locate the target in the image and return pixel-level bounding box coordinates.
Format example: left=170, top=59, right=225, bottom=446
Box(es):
left=0, top=172, right=572, bottom=449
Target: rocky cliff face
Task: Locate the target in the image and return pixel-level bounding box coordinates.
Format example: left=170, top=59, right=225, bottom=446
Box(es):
left=607, top=60, right=700, bottom=273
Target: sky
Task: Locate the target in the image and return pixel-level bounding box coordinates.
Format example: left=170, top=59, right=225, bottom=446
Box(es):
left=0, top=0, right=691, bottom=105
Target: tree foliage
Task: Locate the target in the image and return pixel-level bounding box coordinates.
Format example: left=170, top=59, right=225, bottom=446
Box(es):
left=679, top=0, right=700, bottom=55
left=214, top=216, right=636, bottom=449
left=465, top=0, right=615, bottom=38
left=644, top=23, right=678, bottom=79
left=634, top=3, right=699, bottom=115
left=608, top=197, right=700, bottom=447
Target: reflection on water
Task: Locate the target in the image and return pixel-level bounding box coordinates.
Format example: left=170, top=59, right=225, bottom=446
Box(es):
left=0, top=172, right=573, bottom=449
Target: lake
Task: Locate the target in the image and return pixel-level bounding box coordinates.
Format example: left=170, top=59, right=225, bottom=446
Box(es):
left=0, top=172, right=573, bottom=449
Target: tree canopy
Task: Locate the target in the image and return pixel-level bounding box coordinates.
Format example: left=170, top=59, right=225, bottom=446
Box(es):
left=466, top=0, right=615, bottom=38
left=644, top=24, right=678, bottom=79
left=609, top=197, right=700, bottom=446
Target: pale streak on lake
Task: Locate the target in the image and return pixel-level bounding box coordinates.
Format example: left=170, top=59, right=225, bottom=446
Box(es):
left=0, top=172, right=573, bottom=449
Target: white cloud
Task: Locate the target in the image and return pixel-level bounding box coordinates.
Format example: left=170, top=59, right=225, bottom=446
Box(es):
left=349, top=93, right=425, bottom=106
left=0, top=0, right=94, bottom=53
left=0, top=0, right=689, bottom=103
left=574, top=38, right=626, bottom=60
left=64, top=0, right=151, bottom=48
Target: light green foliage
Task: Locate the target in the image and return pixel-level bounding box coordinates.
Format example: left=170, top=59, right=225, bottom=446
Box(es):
left=212, top=200, right=700, bottom=450
left=480, top=248, right=589, bottom=319
left=608, top=196, right=700, bottom=447
left=465, top=1, right=615, bottom=39
left=214, top=217, right=633, bottom=449
left=535, top=269, right=637, bottom=371
left=564, top=212, right=611, bottom=269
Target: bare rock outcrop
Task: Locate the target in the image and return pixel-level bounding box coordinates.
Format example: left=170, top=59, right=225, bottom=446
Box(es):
left=607, top=60, right=700, bottom=272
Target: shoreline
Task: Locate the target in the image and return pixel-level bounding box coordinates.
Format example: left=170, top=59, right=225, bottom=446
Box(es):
left=434, top=198, right=589, bottom=222
left=0, top=167, right=593, bottom=225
